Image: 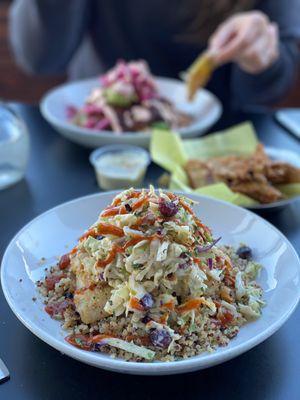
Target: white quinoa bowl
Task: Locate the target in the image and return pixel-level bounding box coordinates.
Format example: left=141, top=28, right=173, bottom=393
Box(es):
left=1, top=191, right=300, bottom=375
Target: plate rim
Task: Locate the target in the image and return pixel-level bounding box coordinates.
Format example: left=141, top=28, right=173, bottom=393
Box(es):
left=1, top=191, right=300, bottom=374
left=39, top=76, right=222, bottom=140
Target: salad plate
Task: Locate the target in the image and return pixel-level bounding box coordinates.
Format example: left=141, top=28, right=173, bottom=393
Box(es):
left=40, top=76, right=222, bottom=148
left=1, top=191, right=299, bottom=375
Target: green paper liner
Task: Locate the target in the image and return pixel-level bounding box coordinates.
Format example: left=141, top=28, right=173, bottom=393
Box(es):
left=150, top=122, right=300, bottom=206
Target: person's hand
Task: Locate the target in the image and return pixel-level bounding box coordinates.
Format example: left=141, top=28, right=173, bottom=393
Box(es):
left=208, top=11, right=279, bottom=74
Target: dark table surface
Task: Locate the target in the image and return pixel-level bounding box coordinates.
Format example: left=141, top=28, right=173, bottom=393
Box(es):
left=0, top=105, right=299, bottom=400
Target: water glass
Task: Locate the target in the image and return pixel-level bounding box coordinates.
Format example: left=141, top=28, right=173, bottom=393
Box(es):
left=0, top=104, right=30, bottom=190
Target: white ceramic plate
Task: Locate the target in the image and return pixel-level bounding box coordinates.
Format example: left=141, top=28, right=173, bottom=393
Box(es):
left=40, top=77, right=222, bottom=148
left=249, top=147, right=300, bottom=211
left=1, top=192, right=300, bottom=375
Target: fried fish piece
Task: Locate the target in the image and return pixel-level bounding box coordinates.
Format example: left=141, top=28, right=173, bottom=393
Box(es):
left=207, top=157, right=266, bottom=185
left=230, top=181, right=283, bottom=204
left=185, top=159, right=214, bottom=189
left=184, top=143, right=299, bottom=204
left=185, top=52, right=216, bottom=101
left=265, top=162, right=300, bottom=184
left=74, top=283, right=111, bottom=324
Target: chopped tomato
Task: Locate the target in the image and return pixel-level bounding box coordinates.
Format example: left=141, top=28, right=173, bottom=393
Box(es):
left=217, top=309, right=234, bottom=326
left=125, top=334, right=150, bottom=346
left=58, top=254, right=70, bottom=270
left=45, top=274, right=65, bottom=291
left=66, top=334, right=91, bottom=350
left=45, top=299, right=73, bottom=317
left=213, top=300, right=221, bottom=309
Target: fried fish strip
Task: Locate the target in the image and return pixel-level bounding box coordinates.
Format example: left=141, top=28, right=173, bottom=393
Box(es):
left=184, top=143, right=300, bottom=203
left=186, top=52, right=216, bottom=101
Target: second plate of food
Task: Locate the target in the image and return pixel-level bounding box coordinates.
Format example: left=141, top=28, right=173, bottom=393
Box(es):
left=1, top=189, right=299, bottom=375
left=151, top=123, right=300, bottom=211
left=40, top=60, right=222, bottom=148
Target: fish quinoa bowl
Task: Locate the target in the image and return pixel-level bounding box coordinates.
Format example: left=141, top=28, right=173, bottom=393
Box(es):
left=67, top=60, right=193, bottom=133
left=37, top=188, right=265, bottom=362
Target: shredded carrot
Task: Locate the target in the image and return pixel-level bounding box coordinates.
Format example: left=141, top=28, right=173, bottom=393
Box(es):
left=177, top=298, right=204, bottom=314
left=112, top=197, right=121, bottom=206
left=161, top=301, right=175, bottom=311
left=220, top=286, right=233, bottom=303
left=69, top=246, right=78, bottom=255
left=178, top=325, right=187, bottom=334
left=123, top=236, right=147, bottom=249
left=166, top=192, right=176, bottom=200
left=213, top=300, right=221, bottom=309
left=193, top=257, right=202, bottom=265
left=95, top=235, right=160, bottom=269
left=96, top=244, right=122, bottom=268
left=97, top=223, right=124, bottom=237
left=79, top=228, right=97, bottom=241
left=119, top=205, right=128, bottom=214
left=224, top=259, right=232, bottom=271
left=128, top=297, right=144, bottom=311
left=88, top=334, right=115, bottom=343
left=131, top=196, right=148, bottom=211
left=179, top=198, right=210, bottom=233
left=75, top=283, right=97, bottom=295
left=101, top=206, right=127, bottom=217
left=224, top=273, right=235, bottom=287
left=124, top=234, right=160, bottom=249
left=66, top=333, right=116, bottom=350
left=129, top=224, right=144, bottom=231
left=127, top=191, right=142, bottom=199
left=159, top=312, right=169, bottom=324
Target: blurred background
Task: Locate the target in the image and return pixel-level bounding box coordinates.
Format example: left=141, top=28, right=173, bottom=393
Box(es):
left=0, top=0, right=299, bottom=106
left=0, top=0, right=65, bottom=103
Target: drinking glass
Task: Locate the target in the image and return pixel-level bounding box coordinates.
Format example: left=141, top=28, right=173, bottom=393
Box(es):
left=0, top=104, right=30, bottom=190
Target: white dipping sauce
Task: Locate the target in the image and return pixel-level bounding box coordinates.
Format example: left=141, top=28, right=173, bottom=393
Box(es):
left=91, top=147, right=150, bottom=190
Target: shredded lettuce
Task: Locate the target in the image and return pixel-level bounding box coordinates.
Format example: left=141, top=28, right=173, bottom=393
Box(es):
left=101, top=337, right=155, bottom=360
left=235, top=271, right=246, bottom=300
left=238, top=303, right=261, bottom=320
left=244, top=262, right=261, bottom=280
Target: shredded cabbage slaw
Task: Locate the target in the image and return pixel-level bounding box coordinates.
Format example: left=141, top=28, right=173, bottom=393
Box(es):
left=60, top=187, right=264, bottom=360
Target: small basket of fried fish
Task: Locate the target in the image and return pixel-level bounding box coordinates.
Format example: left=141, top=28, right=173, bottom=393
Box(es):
left=185, top=144, right=300, bottom=204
